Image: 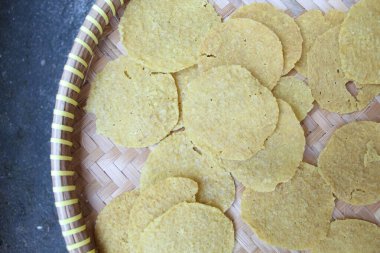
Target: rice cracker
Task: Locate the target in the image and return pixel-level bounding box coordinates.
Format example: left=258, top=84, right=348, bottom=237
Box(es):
left=86, top=56, right=178, bottom=147
left=140, top=131, right=235, bottom=212
left=232, top=3, right=302, bottom=75
left=128, top=177, right=198, bottom=253
left=318, top=121, right=380, bottom=205
left=242, top=162, right=334, bottom=250
left=139, top=203, right=234, bottom=253
left=222, top=100, right=305, bottom=192
left=183, top=65, right=279, bottom=160
left=199, top=18, right=283, bottom=90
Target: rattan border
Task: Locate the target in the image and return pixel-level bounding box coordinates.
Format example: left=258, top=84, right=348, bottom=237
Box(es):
left=50, top=1, right=126, bottom=252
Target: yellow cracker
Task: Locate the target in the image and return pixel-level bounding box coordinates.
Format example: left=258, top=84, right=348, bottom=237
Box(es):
left=183, top=65, right=279, bottom=160
left=312, top=219, right=380, bottom=253
left=272, top=76, right=314, bottom=120
left=199, top=18, right=283, bottom=90
left=232, top=3, right=302, bottom=75
left=95, top=191, right=139, bottom=253
left=308, top=26, right=358, bottom=113
left=222, top=100, right=305, bottom=192
left=319, top=121, right=380, bottom=205
left=339, top=0, right=380, bottom=83
left=120, top=0, right=220, bottom=72
left=86, top=56, right=178, bottom=147
left=128, top=177, right=198, bottom=253
left=173, top=65, right=199, bottom=130
left=141, top=132, right=234, bottom=211
left=295, top=10, right=344, bottom=76
left=139, top=203, right=235, bottom=253
left=242, top=162, right=334, bottom=250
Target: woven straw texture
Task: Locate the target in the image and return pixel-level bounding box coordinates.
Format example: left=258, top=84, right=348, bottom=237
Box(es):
left=50, top=0, right=380, bottom=252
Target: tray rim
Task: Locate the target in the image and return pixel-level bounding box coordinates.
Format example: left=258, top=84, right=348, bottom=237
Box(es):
left=50, top=0, right=125, bottom=252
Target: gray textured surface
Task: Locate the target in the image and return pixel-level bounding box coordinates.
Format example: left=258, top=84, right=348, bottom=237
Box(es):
left=0, top=0, right=94, bottom=252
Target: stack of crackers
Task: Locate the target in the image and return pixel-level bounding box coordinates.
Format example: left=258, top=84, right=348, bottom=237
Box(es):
left=85, top=0, right=380, bottom=252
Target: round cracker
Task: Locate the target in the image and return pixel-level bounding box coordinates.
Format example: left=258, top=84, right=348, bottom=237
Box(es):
left=312, top=219, right=380, bottom=253
left=173, top=65, right=199, bottom=130
left=222, top=100, right=305, bottom=192
left=141, top=132, right=235, bottom=211
left=128, top=177, right=198, bottom=253
left=95, top=191, right=139, bottom=253
left=232, top=3, right=302, bottom=75
left=199, top=18, right=283, bottom=90
left=272, top=76, right=314, bottom=120
left=318, top=121, right=380, bottom=205
left=139, top=202, right=234, bottom=253
left=295, top=10, right=344, bottom=76
left=339, top=0, right=380, bottom=84
left=183, top=65, right=279, bottom=160
left=85, top=56, right=178, bottom=147
left=119, top=0, right=220, bottom=73
left=308, top=26, right=358, bottom=113
left=242, top=162, right=335, bottom=250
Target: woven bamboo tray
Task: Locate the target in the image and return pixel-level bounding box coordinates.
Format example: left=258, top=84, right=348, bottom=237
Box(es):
left=50, top=0, right=380, bottom=252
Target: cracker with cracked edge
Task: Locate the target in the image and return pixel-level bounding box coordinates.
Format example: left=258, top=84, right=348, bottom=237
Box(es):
left=242, top=162, right=335, bottom=250
left=339, top=0, right=380, bottom=84
left=95, top=191, right=139, bottom=253
left=312, top=219, right=380, bottom=253
left=173, top=65, right=199, bottom=130
left=318, top=121, right=380, bottom=205
left=183, top=65, right=279, bottom=160
left=128, top=177, right=198, bottom=253
left=199, top=18, right=283, bottom=90
left=222, top=100, right=305, bottom=192
left=119, top=0, right=220, bottom=73
left=308, top=25, right=359, bottom=113
left=272, top=76, right=314, bottom=120
left=140, top=131, right=234, bottom=212
left=85, top=56, right=178, bottom=148
left=232, top=3, right=302, bottom=75
left=295, top=10, right=345, bottom=76
left=139, top=202, right=235, bottom=253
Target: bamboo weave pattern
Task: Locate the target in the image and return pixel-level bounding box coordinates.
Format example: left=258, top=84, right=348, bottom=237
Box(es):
left=51, top=0, right=380, bottom=252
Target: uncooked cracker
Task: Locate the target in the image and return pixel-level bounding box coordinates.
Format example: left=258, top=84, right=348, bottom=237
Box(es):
left=312, top=219, right=380, bottom=253
left=86, top=56, right=178, bottom=147
left=140, top=131, right=235, bottom=212
left=308, top=26, right=358, bottom=113
left=272, top=76, right=314, bottom=120
left=199, top=18, right=283, bottom=90
left=128, top=177, right=198, bottom=253
left=222, top=100, right=305, bottom=192
left=139, top=202, right=235, bottom=253
left=319, top=121, right=380, bottom=205
left=339, top=0, right=380, bottom=83
left=232, top=3, right=302, bottom=75
left=242, top=162, right=334, bottom=250
left=295, top=10, right=344, bottom=76
left=120, top=0, right=221, bottom=72
left=95, top=191, right=139, bottom=253
left=183, top=65, right=279, bottom=160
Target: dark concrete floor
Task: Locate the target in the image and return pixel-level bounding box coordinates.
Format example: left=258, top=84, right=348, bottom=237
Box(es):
left=0, top=0, right=94, bottom=252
